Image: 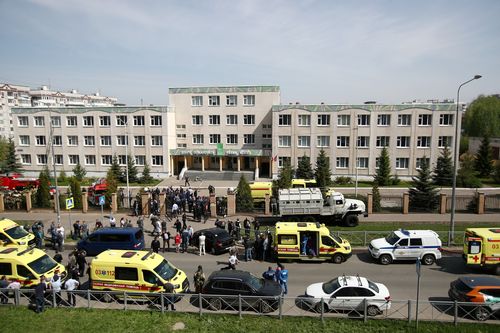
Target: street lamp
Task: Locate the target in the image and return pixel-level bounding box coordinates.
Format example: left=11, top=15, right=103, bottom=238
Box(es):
left=449, top=75, right=482, bottom=242
left=125, top=124, right=130, bottom=208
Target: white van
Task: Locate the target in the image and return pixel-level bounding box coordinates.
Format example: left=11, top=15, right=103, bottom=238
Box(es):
left=368, top=229, right=442, bottom=265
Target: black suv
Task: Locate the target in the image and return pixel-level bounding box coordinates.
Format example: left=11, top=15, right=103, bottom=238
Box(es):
left=201, top=270, right=282, bottom=313
left=191, top=228, right=234, bottom=255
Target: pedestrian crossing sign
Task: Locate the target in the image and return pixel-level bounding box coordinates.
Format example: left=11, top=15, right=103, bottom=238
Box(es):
left=99, top=195, right=105, bottom=206
left=66, top=197, right=74, bottom=210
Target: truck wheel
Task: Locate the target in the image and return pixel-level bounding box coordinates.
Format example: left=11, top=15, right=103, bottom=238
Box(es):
left=344, top=215, right=359, bottom=227
left=422, top=254, right=435, bottom=265
left=379, top=254, right=392, bottom=265
left=332, top=253, right=343, bottom=264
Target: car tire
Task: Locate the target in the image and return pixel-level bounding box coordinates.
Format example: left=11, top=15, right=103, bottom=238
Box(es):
left=422, top=254, right=435, bottom=265
left=259, top=300, right=273, bottom=313
left=315, top=301, right=328, bottom=313
left=367, top=305, right=380, bottom=316
left=332, top=253, right=343, bottom=264
left=474, top=306, right=490, bottom=321
left=101, top=290, right=115, bottom=303
left=344, top=215, right=359, bottom=227
left=209, top=297, right=222, bottom=311
left=379, top=254, right=392, bottom=265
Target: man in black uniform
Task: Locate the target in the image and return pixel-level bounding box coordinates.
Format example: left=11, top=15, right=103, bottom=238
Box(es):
left=34, top=275, right=47, bottom=313
left=163, top=282, right=176, bottom=311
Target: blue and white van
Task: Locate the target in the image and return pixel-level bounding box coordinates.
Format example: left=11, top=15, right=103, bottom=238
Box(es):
left=77, top=227, right=144, bottom=256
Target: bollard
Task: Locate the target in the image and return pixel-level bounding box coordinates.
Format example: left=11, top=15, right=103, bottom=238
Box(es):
left=199, top=293, right=202, bottom=317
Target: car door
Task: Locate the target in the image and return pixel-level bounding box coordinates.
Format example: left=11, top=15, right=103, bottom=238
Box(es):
left=393, top=238, right=410, bottom=260
left=409, top=238, right=423, bottom=259
left=330, top=287, right=357, bottom=310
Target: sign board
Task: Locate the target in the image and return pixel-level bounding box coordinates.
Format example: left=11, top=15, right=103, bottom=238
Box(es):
left=99, top=195, right=105, bottom=206
left=416, top=258, right=421, bottom=277
left=65, top=197, right=74, bottom=210
left=216, top=143, right=224, bottom=156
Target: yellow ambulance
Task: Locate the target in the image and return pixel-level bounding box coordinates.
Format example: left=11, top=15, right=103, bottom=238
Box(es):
left=274, top=222, right=352, bottom=263
left=0, top=219, right=35, bottom=248
left=90, top=249, right=189, bottom=298
left=0, top=246, right=66, bottom=287
left=291, top=179, right=317, bottom=188
left=249, top=182, right=273, bottom=201
left=464, top=227, right=500, bottom=274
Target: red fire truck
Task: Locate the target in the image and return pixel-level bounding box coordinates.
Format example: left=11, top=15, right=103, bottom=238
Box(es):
left=87, top=178, right=107, bottom=205
left=0, top=174, right=40, bottom=191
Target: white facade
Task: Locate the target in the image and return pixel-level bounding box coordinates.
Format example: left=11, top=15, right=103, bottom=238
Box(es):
left=0, top=84, right=31, bottom=137
left=30, top=86, right=118, bottom=107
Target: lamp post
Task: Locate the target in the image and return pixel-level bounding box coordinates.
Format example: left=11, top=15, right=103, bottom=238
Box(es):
left=49, top=109, right=61, bottom=225
left=449, top=75, right=482, bottom=242
left=125, top=125, right=130, bottom=208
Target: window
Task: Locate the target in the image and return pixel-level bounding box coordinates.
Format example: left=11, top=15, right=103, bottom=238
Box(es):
left=67, top=116, right=77, bottom=127
left=34, top=136, right=46, bottom=146
left=376, top=136, right=390, bottom=147
left=21, top=154, right=31, bottom=165
left=226, top=115, right=238, bottom=125
left=100, top=136, right=111, bottom=146
left=377, top=114, right=391, bottom=126
left=357, top=136, right=370, bottom=148
left=135, top=155, right=145, bottom=166
left=398, top=114, right=411, bottom=126
left=192, top=115, right=203, bottom=125
left=317, top=114, right=330, bottom=126
left=336, top=157, right=349, bottom=168
left=0, top=263, right=12, bottom=275
left=67, top=136, right=78, bottom=146
left=209, top=115, right=220, bottom=125
left=226, top=95, right=237, bottom=106
left=117, top=135, right=128, bottom=146
left=191, top=96, right=203, bottom=106
left=375, top=157, right=380, bottom=169
left=243, top=115, right=255, bottom=125
left=152, top=155, right=163, bottom=166
left=84, top=136, right=95, bottom=146
left=208, top=95, right=220, bottom=106
left=297, top=136, right=310, bottom=147
left=418, top=114, right=432, bottom=126
left=336, top=136, right=350, bottom=147
left=134, top=136, right=145, bottom=146
left=51, top=116, right=61, bottom=127
left=243, top=95, right=255, bottom=106
left=209, top=134, right=221, bottom=144
left=193, top=134, right=204, bottom=144
left=278, top=114, right=291, bottom=126
left=115, top=267, right=138, bottom=281
left=416, top=157, right=430, bottom=170
left=278, top=136, right=291, bottom=147
left=396, top=136, right=410, bottom=148
left=101, top=155, right=112, bottom=165
left=337, top=114, right=350, bottom=126
left=85, top=155, right=96, bottom=165
left=357, top=157, right=369, bottom=169
left=297, top=114, right=311, bottom=126
left=118, top=155, right=127, bottom=165
left=151, top=136, right=162, bottom=146
left=83, top=116, right=94, bottom=127
left=52, top=136, right=62, bottom=146
left=396, top=157, right=409, bottom=169
left=226, top=134, right=238, bottom=145
left=116, top=115, right=127, bottom=126
left=33, top=116, right=44, bottom=127
left=133, top=115, right=145, bottom=126
left=417, top=136, right=431, bottom=148
left=243, top=134, right=255, bottom=144
left=438, top=136, right=452, bottom=148
left=18, top=116, right=28, bottom=127
left=37, top=154, right=47, bottom=165
left=278, top=156, right=291, bottom=168
left=317, top=136, right=330, bottom=147
left=19, top=135, right=30, bottom=146
left=357, top=114, right=370, bottom=126
left=278, top=234, right=297, bottom=245
left=262, top=134, right=272, bottom=139
left=150, top=115, right=162, bottom=126
left=439, top=114, right=454, bottom=126
left=54, top=155, right=63, bottom=165
left=177, top=143, right=186, bottom=148
left=17, top=265, right=31, bottom=278
left=99, top=116, right=110, bottom=127
left=176, top=124, right=186, bottom=129
left=176, top=134, right=186, bottom=139
left=68, top=155, right=79, bottom=165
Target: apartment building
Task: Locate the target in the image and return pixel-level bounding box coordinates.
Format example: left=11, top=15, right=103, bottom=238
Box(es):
left=0, top=83, right=31, bottom=137
left=11, top=106, right=175, bottom=177
left=272, top=103, right=457, bottom=179
left=168, top=86, right=280, bottom=178
left=30, top=86, right=118, bottom=107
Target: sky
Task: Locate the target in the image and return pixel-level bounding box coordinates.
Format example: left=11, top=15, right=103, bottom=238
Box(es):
left=0, top=0, right=498, bottom=106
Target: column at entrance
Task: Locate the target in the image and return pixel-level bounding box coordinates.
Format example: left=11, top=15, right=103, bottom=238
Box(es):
left=255, top=157, right=260, bottom=179
left=201, top=157, right=205, bottom=172
left=237, top=156, right=241, bottom=172
left=219, top=157, right=223, bottom=172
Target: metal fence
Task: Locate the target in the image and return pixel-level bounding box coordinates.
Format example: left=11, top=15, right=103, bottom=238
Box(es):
left=485, top=194, right=500, bottom=213
left=0, top=288, right=497, bottom=324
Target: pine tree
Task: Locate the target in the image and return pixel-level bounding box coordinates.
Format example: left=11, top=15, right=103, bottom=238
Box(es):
left=72, top=162, right=87, bottom=182
left=141, top=162, right=153, bottom=184
left=35, top=167, right=51, bottom=208
left=296, top=154, right=314, bottom=179
left=433, top=146, right=453, bottom=186
left=409, top=157, right=439, bottom=211
left=109, top=154, right=122, bottom=182
left=493, top=161, right=500, bottom=184
left=374, top=147, right=391, bottom=186
left=125, top=155, right=138, bottom=183
left=68, top=176, right=82, bottom=209
left=372, top=182, right=381, bottom=212
left=273, top=160, right=294, bottom=197
left=0, top=137, right=7, bottom=173
left=105, top=167, right=118, bottom=209
left=457, top=153, right=482, bottom=188
left=236, top=175, right=253, bottom=212
left=1, top=138, right=22, bottom=174
left=57, top=170, right=68, bottom=183
left=474, top=136, right=493, bottom=178
left=314, top=149, right=332, bottom=192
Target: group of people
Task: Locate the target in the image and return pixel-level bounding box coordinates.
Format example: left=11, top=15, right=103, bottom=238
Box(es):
left=48, top=222, right=66, bottom=253
left=262, top=264, right=289, bottom=294
left=71, top=220, right=90, bottom=240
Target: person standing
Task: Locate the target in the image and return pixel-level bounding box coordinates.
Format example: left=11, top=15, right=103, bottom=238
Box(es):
left=64, top=274, right=80, bottom=307
left=0, top=275, right=8, bottom=304
left=161, top=230, right=171, bottom=253
left=72, top=221, right=80, bottom=240
left=244, top=218, right=251, bottom=238
left=174, top=219, right=182, bottom=234
left=50, top=270, right=63, bottom=306
left=76, top=250, right=87, bottom=278
left=34, top=275, right=47, bottom=313
left=175, top=232, right=181, bottom=253
left=221, top=251, right=239, bottom=270
left=235, top=219, right=241, bottom=241
left=187, top=226, right=194, bottom=246
left=262, top=235, right=269, bottom=262
left=109, top=216, right=116, bottom=228
left=163, top=282, right=176, bottom=311
left=181, top=228, right=190, bottom=253
left=262, top=266, right=275, bottom=281
left=151, top=236, right=161, bottom=253
left=244, top=237, right=253, bottom=262
left=193, top=265, right=205, bottom=293
left=277, top=264, right=289, bottom=295
left=80, top=221, right=89, bottom=238
left=198, top=232, right=206, bottom=256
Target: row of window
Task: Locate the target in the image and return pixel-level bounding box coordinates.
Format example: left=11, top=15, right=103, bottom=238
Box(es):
left=20, top=154, right=164, bottom=166
left=278, top=156, right=430, bottom=170
left=17, top=115, right=163, bottom=128
left=277, top=135, right=452, bottom=148
left=19, top=135, right=165, bottom=147
left=278, top=113, right=453, bottom=127
left=191, top=114, right=258, bottom=126
left=191, top=134, right=256, bottom=145
left=191, top=95, right=255, bottom=107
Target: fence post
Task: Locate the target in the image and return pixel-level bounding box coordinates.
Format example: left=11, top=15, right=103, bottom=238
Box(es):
left=454, top=301, right=458, bottom=326
left=363, top=298, right=368, bottom=323
left=87, top=289, right=91, bottom=308
left=238, top=294, right=242, bottom=319
left=123, top=291, right=127, bottom=310
left=52, top=289, right=56, bottom=308
left=364, top=231, right=367, bottom=246
left=407, top=300, right=412, bottom=323
left=199, top=293, right=202, bottom=317
left=14, top=288, right=20, bottom=306
left=279, top=295, right=283, bottom=320
left=161, top=293, right=165, bottom=314
left=320, top=297, right=324, bottom=322
left=448, top=231, right=452, bottom=246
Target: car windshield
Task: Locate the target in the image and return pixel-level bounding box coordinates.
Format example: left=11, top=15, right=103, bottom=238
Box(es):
left=154, top=259, right=177, bottom=281
left=322, top=278, right=341, bottom=294
left=247, top=274, right=264, bottom=290
left=385, top=232, right=400, bottom=245
left=4, top=225, right=29, bottom=240
left=329, top=232, right=343, bottom=244
left=367, top=280, right=379, bottom=293
left=27, top=254, right=57, bottom=274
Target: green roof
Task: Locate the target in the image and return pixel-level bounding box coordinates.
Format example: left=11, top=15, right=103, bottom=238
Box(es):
left=272, top=103, right=456, bottom=112
left=169, top=86, right=280, bottom=94
left=11, top=106, right=171, bottom=114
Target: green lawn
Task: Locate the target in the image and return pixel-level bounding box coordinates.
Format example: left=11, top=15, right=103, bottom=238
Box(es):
left=0, top=307, right=496, bottom=333
left=335, top=221, right=496, bottom=232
